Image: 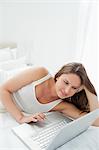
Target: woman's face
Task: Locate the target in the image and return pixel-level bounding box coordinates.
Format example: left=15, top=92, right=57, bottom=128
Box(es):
left=55, top=73, right=81, bottom=99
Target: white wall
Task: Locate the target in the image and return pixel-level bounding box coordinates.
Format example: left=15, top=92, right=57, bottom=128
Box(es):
left=98, top=2, right=99, bottom=96
left=0, top=0, right=98, bottom=94
left=80, top=2, right=98, bottom=94
left=0, top=1, right=84, bottom=72
left=0, top=5, right=3, bottom=39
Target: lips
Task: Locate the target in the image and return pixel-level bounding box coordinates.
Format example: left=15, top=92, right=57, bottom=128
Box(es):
left=60, top=89, right=67, bottom=97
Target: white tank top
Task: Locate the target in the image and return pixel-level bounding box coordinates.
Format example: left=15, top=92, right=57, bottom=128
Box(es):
left=12, top=73, right=62, bottom=114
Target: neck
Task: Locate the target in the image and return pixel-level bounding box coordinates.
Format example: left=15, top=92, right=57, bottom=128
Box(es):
left=50, top=80, right=59, bottom=100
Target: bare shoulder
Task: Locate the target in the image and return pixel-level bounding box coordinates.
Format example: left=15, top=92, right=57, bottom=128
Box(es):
left=24, top=66, right=49, bottom=81
left=0, top=67, right=49, bottom=92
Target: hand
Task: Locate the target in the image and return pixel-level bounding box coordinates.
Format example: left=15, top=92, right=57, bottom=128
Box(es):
left=77, top=85, right=84, bottom=92
left=20, top=112, right=46, bottom=124
left=83, top=86, right=88, bottom=91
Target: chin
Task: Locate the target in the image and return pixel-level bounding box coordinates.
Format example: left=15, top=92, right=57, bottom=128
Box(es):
left=58, top=94, right=68, bottom=99
left=62, top=95, right=71, bottom=99
left=57, top=90, right=70, bottom=99
left=57, top=94, right=63, bottom=99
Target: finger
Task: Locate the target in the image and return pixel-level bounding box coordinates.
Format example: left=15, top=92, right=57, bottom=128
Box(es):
left=34, top=115, right=44, bottom=121
left=32, top=117, right=38, bottom=122
left=77, top=85, right=84, bottom=92
left=28, top=116, right=37, bottom=122
left=38, top=113, right=46, bottom=120
left=34, top=112, right=45, bottom=119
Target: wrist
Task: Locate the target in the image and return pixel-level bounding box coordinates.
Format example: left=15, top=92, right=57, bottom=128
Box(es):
left=79, top=111, right=87, bottom=117
left=17, top=114, right=24, bottom=124
left=83, top=86, right=87, bottom=91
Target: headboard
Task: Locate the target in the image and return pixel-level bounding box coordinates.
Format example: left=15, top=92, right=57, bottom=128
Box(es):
left=0, top=42, right=17, bottom=49
left=0, top=41, right=33, bottom=65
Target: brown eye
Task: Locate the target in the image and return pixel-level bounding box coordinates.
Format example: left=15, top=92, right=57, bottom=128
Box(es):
left=72, top=87, right=77, bottom=90
left=64, top=80, right=69, bottom=85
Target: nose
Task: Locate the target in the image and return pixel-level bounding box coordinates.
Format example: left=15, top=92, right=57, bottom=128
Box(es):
left=64, top=86, right=71, bottom=95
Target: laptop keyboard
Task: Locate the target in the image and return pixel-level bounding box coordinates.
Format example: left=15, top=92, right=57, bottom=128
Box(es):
left=31, top=119, right=67, bottom=149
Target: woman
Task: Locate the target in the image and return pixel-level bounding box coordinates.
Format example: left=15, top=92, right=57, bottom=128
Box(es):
left=0, top=62, right=99, bottom=126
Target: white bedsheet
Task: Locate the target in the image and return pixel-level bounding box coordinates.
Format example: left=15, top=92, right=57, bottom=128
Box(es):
left=0, top=112, right=99, bottom=150
left=58, top=126, right=99, bottom=150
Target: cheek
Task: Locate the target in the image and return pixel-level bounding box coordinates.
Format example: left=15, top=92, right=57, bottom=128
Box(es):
left=56, top=81, right=63, bottom=89
left=55, top=82, right=61, bottom=93
left=55, top=83, right=59, bottom=91
left=69, top=93, right=74, bottom=97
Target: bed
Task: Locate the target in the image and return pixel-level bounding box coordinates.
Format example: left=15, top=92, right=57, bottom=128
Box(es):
left=0, top=112, right=99, bottom=150
left=0, top=42, right=99, bottom=150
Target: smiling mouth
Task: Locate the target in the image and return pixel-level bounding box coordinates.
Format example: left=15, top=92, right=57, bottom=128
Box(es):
left=60, top=90, right=67, bottom=97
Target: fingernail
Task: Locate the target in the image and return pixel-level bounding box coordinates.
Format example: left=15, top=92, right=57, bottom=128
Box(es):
left=33, top=119, right=37, bottom=122
left=40, top=118, right=44, bottom=121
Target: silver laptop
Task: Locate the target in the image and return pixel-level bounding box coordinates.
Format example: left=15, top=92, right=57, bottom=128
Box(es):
left=12, top=109, right=99, bottom=150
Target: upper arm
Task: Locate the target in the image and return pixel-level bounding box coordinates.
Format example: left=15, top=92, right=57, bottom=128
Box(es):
left=0, top=67, right=49, bottom=93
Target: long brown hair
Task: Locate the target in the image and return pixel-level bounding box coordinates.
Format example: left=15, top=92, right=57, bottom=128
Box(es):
left=54, top=62, right=97, bottom=112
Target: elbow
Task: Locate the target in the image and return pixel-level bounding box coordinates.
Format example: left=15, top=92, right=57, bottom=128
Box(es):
left=92, top=118, right=99, bottom=127
left=0, top=85, right=10, bottom=102
left=0, top=85, right=5, bottom=100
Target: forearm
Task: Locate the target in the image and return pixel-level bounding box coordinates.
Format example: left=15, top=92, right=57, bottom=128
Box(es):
left=84, top=86, right=99, bottom=111
left=61, top=101, right=87, bottom=120
left=0, top=90, right=24, bottom=123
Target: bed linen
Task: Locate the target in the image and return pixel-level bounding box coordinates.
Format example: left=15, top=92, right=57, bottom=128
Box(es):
left=0, top=112, right=99, bottom=150
left=0, top=43, right=99, bottom=149
left=58, top=126, right=99, bottom=150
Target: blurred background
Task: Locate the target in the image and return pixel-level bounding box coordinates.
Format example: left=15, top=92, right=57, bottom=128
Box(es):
left=0, top=0, right=98, bottom=95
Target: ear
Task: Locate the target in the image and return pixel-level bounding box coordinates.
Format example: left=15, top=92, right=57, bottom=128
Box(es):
left=56, top=77, right=59, bottom=81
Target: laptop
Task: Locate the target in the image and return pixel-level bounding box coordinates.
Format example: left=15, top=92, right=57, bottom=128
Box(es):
left=12, top=109, right=99, bottom=150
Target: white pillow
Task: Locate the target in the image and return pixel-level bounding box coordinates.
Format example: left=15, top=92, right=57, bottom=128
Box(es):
left=0, top=48, right=13, bottom=61
left=10, top=48, right=17, bottom=59
left=0, top=101, right=6, bottom=113
left=0, top=69, right=7, bottom=85
left=0, top=56, right=26, bottom=70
